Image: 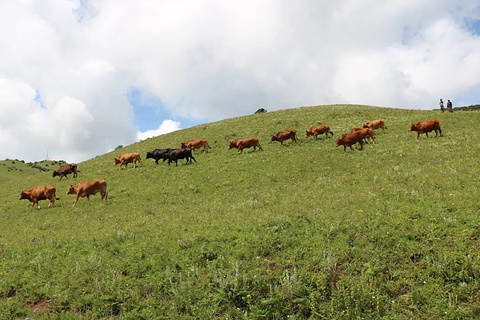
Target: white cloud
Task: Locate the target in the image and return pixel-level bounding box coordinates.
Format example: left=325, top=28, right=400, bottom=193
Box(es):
left=137, top=120, right=181, bottom=141
left=0, top=1, right=479, bottom=162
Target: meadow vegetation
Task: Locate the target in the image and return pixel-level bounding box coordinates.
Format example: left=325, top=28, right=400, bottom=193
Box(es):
left=1, top=104, right=480, bottom=319
left=0, top=160, right=67, bottom=183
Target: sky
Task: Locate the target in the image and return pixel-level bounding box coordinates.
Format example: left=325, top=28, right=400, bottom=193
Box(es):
left=1, top=1, right=480, bottom=163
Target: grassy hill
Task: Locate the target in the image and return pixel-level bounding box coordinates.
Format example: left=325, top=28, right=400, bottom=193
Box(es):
left=1, top=104, right=480, bottom=319
left=0, top=159, right=68, bottom=183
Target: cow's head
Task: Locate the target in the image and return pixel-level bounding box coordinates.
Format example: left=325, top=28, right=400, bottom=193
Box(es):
left=228, top=141, right=236, bottom=150
left=270, top=135, right=278, bottom=142
left=180, top=142, right=188, bottom=148
left=18, top=191, right=29, bottom=200
left=146, top=152, right=153, bottom=159
left=52, top=171, right=59, bottom=177
left=361, top=123, right=369, bottom=128
left=66, top=185, right=76, bottom=195
left=114, top=158, right=121, bottom=166
left=408, top=124, right=415, bottom=131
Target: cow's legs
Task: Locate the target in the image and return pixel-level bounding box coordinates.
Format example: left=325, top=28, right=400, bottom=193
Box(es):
left=73, top=195, right=80, bottom=206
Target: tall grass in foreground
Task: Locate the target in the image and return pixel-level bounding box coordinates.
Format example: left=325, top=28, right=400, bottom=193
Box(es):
left=1, top=104, right=480, bottom=319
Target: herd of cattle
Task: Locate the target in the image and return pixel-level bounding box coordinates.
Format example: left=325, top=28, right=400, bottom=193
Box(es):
left=18, top=118, right=442, bottom=209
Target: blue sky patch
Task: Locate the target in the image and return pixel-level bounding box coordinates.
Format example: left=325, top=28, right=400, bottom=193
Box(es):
left=34, top=89, right=47, bottom=109
left=128, top=87, right=172, bottom=131
left=127, top=87, right=203, bottom=132
left=464, top=17, right=480, bottom=36
left=472, top=19, right=480, bottom=35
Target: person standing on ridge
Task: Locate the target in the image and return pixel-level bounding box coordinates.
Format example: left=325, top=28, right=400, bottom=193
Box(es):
left=447, top=99, right=453, bottom=112
left=439, top=99, right=445, bottom=112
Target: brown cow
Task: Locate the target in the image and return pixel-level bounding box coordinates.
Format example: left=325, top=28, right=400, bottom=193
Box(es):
left=349, top=127, right=375, bottom=144
left=66, top=179, right=108, bottom=206
left=271, top=130, right=297, bottom=145
left=409, top=120, right=442, bottom=139
left=114, top=152, right=142, bottom=168
left=180, top=139, right=211, bottom=153
left=19, top=185, right=58, bottom=209
left=305, top=125, right=334, bottom=139
left=52, top=163, right=78, bottom=180
left=228, top=137, right=263, bottom=154
left=362, top=119, right=387, bottom=131
left=335, top=131, right=365, bottom=151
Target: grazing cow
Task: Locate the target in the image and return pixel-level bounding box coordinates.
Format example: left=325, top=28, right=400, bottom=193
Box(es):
left=19, top=185, right=58, bottom=209
left=166, top=148, right=197, bottom=166
left=146, top=149, right=171, bottom=165
left=255, top=108, right=267, bottom=114
left=335, top=131, right=365, bottom=151
left=349, top=127, right=375, bottom=144
left=228, top=137, right=263, bottom=154
left=180, top=139, right=211, bottom=153
left=362, top=119, right=387, bottom=131
left=305, top=125, right=334, bottom=139
left=114, top=152, right=142, bottom=168
left=409, top=120, right=442, bottom=139
left=271, top=130, right=297, bottom=145
left=52, top=163, right=78, bottom=180
left=66, top=179, right=108, bottom=206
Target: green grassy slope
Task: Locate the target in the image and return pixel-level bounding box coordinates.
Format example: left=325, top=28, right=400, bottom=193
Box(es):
left=0, top=160, right=67, bottom=183
left=1, top=104, right=480, bottom=319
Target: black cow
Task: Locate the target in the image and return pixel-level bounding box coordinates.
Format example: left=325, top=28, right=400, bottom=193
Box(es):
left=167, top=148, right=197, bottom=166
left=146, top=149, right=171, bottom=165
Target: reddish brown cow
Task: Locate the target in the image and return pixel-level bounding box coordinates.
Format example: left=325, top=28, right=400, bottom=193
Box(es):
left=66, top=179, right=108, bottom=206
left=114, top=152, right=142, bottom=168
left=52, top=163, right=78, bottom=180
left=362, top=119, right=387, bottom=131
left=335, top=131, right=365, bottom=151
left=409, top=120, right=442, bottom=139
left=180, top=139, right=211, bottom=153
left=271, top=130, right=297, bottom=145
left=349, top=127, right=375, bottom=144
left=228, top=137, right=263, bottom=154
left=305, top=125, right=334, bottom=139
left=19, top=185, right=58, bottom=209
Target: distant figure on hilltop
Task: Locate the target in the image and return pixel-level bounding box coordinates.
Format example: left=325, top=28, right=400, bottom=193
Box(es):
left=255, top=108, right=267, bottom=114
left=439, top=99, right=445, bottom=113
left=447, top=99, right=453, bottom=112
